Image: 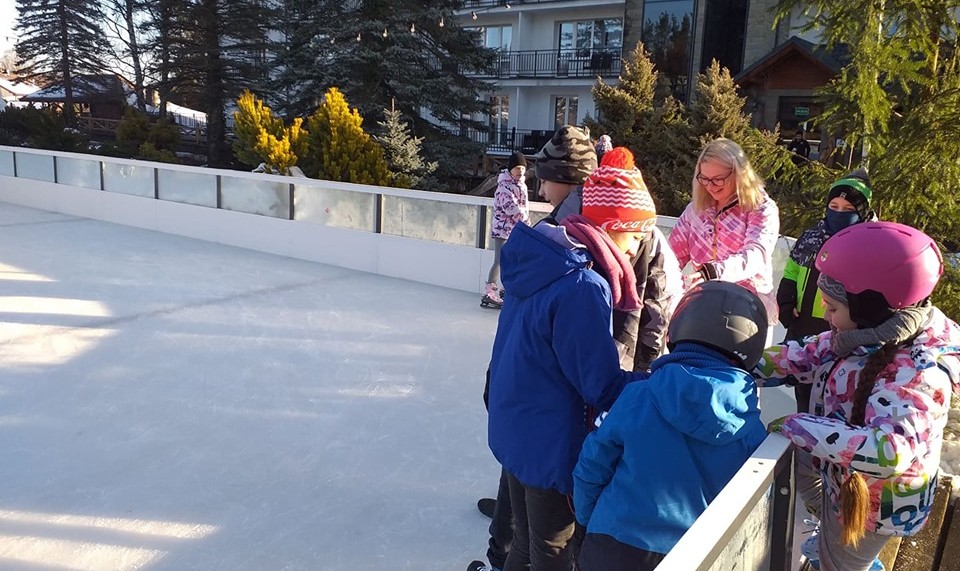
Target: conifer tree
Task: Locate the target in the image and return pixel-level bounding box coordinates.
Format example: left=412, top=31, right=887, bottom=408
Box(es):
left=270, top=0, right=495, bottom=131
left=234, top=90, right=285, bottom=167
left=303, top=87, right=392, bottom=186
left=141, top=0, right=274, bottom=166
left=774, top=0, right=960, bottom=319
left=14, top=0, right=111, bottom=124
left=375, top=103, right=437, bottom=189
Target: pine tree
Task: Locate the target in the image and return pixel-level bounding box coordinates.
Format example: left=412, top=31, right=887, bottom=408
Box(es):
left=270, top=0, right=495, bottom=132
left=587, top=43, right=696, bottom=214
left=141, top=0, right=274, bottom=166
left=14, top=0, right=112, bottom=124
left=233, top=90, right=307, bottom=176
left=775, top=0, right=960, bottom=319
left=690, top=60, right=752, bottom=142
left=103, top=0, right=147, bottom=110
left=303, top=87, right=392, bottom=186
left=375, top=103, right=437, bottom=189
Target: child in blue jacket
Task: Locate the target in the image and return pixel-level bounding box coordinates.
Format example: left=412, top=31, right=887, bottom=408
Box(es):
left=573, top=281, right=769, bottom=571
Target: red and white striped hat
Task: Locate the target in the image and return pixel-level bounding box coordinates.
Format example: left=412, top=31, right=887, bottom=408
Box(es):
left=582, top=147, right=656, bottom=232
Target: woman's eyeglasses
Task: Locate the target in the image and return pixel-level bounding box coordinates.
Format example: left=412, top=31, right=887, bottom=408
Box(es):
left=696, top=171, right=733, bottom=188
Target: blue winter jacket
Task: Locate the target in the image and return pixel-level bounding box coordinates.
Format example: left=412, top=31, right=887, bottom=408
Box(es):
left=488, top=221, right=642, bottom=495
left=573, top=343, right=766, bottom=554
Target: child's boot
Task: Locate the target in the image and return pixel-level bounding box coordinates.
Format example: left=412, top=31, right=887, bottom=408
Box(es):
left=481, top=282, right=503, bottom=309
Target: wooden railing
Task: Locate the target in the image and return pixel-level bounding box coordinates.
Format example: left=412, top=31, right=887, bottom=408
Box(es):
left=75, top=116, right=209, bottom=145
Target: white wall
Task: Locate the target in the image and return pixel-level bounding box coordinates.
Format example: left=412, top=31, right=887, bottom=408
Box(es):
left=0, top=174, right=501, bottom=294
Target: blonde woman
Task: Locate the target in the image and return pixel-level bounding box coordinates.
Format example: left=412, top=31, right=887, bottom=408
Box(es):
left=668, top=138, right=780, bottom=330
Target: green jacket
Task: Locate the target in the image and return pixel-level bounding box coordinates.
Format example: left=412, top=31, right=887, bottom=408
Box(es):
left=777, top=258, right=828, bottom=340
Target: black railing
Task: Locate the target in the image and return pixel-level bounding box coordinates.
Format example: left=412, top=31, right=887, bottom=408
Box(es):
left=432, top=48, right=622, bottom=79
left=458, top=0, right=572, bottom=8
left=460, top=127, right=554, bottom=154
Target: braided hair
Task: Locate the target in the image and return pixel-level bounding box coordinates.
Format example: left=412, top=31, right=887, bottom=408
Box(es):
left=840, top=342, right=899, bottom=547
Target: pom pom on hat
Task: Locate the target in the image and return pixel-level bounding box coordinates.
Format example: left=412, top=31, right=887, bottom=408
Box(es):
left=582, top=147, right=657, bottom=232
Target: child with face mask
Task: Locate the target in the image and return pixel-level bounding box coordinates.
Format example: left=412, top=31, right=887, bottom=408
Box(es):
left=777, top=169, right=876, bottom=413
left=757, top=222, right=960, bottom=571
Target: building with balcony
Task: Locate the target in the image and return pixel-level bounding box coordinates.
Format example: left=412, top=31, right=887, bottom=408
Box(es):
left=453, top=0, right=809, bottom=156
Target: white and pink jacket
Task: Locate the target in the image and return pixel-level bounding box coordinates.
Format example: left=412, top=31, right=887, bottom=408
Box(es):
left=668, top=194, right=780, bottom=321
left=757, top=308, right=960, bottom=536
left=491, top=171, right=529, bottom=240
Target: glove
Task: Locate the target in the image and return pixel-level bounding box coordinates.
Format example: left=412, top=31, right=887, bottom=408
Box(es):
left=767, top=415, right=790, bottom=434
left=698, top=262, right=719, bottom=281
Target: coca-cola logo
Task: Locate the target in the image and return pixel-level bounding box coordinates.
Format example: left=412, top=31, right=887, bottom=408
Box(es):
left=600, top=218, right=656, bottom=232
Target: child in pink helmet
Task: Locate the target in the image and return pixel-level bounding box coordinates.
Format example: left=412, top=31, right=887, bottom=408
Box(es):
left=756, top=221, right=960, bottom=571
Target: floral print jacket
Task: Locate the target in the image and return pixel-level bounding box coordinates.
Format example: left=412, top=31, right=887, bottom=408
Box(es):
left=668, top=194, right=780, bottom=321
left=757, top=308, right=960, bottom=536
left=491, top=171, right=529, bottom=240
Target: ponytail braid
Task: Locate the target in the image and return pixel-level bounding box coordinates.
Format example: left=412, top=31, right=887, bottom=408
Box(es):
left=840, top=342, right=899, bottom=547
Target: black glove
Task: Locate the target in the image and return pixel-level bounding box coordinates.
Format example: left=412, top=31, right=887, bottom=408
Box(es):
left=698, top=262, right=719, bottom=281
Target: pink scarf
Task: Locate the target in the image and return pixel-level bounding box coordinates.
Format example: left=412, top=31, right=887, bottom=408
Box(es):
left=560, top=214, right=641, bottom=312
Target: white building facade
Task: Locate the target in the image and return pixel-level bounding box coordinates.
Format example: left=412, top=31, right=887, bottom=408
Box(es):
left=454, top=0, right=792, bottom=155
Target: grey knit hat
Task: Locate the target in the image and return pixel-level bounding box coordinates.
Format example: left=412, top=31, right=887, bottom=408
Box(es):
left=534, top=126, right=598, bottom=185
left=817, top=273, right=849, bottom=305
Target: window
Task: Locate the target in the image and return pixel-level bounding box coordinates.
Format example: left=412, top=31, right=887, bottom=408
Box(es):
left=558, top=19, right=623, bottom=56
left=700, top=0, right=748, bottom=75
left=554, top=96, right=579, bottom=130
left=490, top=95, right=510, bottom=145
left=642, top=0, right=695, bottom=100
left=469, top=25, right=512, bottom=51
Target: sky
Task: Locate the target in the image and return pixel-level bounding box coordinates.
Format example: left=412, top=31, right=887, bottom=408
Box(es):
left=0, top=0, right=15, bottom=51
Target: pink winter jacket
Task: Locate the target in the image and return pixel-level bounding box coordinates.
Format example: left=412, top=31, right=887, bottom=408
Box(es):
left=491, top=171, right=529, bottom=240
left=668, top=194, right=780, bottom=321
left=757, top=308, right=960, bottom=536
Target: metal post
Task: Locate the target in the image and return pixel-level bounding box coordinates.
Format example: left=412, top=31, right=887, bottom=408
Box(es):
left=374, top=194, right=384, bottom=233
left=477, top=204, right=489, bottom=250
left=153, top=168, right=159, bottom=199
left=770, top=447, right=796, bottom=571
left=216, top=175, right=222, bottom=209
left=288, top=183, right=295, bottom=220
left=53, top=155, right=58, bottom=184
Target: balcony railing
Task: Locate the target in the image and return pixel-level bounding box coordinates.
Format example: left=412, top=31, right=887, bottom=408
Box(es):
left=433, top=48, right=622, bottom=79
left=458, top=0, right=580, bottom=8
left=459, top=127, right=554, bottom=154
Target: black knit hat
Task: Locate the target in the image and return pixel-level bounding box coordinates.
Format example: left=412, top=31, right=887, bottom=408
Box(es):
left=507, top=151, right=527, bottom=170
left=827, top=168, right=873, bottom=219
left=534, top=125, right=597, bottom=184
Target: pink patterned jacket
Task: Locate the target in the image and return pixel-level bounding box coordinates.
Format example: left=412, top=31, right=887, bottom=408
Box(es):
left=757, top=308, right=960, bottom=536
left=491, top=171, right=529, bottom=240
left=668, top=195, right=779, bottom=321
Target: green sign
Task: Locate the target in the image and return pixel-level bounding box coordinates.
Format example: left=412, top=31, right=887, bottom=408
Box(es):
left=795, top=106, right=810, bottom=117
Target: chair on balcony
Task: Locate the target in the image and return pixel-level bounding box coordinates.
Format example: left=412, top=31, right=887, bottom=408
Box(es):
left=586, top=51, right=615, bottom=72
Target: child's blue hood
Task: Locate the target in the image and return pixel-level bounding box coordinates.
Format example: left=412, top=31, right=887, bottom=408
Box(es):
left=647, top=344, right=762, bottom=445
left=500, top=221, right=591, bottom=299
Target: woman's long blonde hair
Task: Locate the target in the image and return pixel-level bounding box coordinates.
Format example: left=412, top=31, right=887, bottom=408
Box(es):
left=692, top=138, right=766, bottom=213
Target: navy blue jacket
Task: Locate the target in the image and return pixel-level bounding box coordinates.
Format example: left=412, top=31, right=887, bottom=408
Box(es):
left=488, top=221, right=641, bottom=494
left=573, top=343, right=766, bottom=554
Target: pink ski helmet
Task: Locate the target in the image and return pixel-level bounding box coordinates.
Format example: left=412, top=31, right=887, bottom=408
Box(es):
left=815, top=222, right=943, bottom=322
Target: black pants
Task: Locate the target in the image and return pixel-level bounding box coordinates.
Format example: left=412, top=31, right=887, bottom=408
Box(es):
left=578, top=533, right=665, bottom=571
left=503, top=471, right=580, bottom=571
left=487, top=468, right=513, bottom=569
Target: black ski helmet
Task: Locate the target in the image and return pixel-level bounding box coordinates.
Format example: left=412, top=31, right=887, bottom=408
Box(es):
left=667, top=281, right=769, bottom=369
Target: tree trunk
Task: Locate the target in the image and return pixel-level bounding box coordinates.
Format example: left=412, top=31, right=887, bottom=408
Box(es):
left=200, top=0, right=227, bottom=166
left=56, top=0, right=74, bottom=124
left=124, top=0, right=146, bottom=111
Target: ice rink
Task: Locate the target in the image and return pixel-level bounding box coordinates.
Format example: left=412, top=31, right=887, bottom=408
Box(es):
left=0, top=203, right=796, bottom=570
